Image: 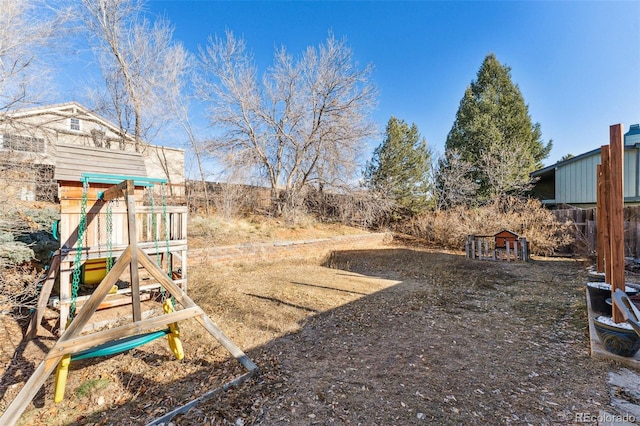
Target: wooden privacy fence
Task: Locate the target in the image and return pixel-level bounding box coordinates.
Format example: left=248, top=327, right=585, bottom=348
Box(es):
left=553, top=206, right=640, bottom=258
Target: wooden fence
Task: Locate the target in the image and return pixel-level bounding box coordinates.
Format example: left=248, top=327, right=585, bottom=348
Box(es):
left=553, top=207, right=640, bottom=258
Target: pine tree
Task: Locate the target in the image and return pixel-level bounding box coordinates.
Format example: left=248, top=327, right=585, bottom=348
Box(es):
left=364, top=117, right=432, bottom=214
left=444, top=53, right=552, bottom=202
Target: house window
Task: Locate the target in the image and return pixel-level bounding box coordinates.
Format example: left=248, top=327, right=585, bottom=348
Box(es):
left=70, top=118, right=81, bottom=131
left=2, top=134, right=45, bottom=153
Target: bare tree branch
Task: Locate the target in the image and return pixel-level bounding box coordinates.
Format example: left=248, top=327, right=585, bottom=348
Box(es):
left=81, top=0, right=187, bottom=153
left=197, top=31, right=377, bottom=216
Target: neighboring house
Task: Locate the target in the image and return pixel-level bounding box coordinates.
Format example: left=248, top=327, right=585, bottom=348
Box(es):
left=530, top=124, right=640, bottom=208
left=0, top=102, right=185, bottom=201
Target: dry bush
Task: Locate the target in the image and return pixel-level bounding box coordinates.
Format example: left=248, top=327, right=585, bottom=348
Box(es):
left=0, top=264, right=39, bottom=316
left=304, top=188, right=394, bottom=228
left=398, top=197, right=574, bottom=256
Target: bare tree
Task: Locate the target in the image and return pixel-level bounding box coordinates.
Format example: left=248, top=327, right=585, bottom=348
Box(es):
left=0, top=0, right=69, bottom=115
left=159, top=51, right=214, bottom=209
left=211, top=152, right=255, bottom=222
left=480, top=141, right=536, bottom=201
left=435, top=149, right=480, bottom=210
left=81, top=0, right=187, bottom=153
left=197, top=31, right=377, bottom=215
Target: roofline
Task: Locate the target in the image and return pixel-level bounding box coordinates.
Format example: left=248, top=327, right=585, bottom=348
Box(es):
left=5, top=102, right=186, bottom=152
left=531, top=147, right=602, bottom=177
left=6, top=102, right=136, bottom=143
left=532, top=142, right=640, bottom=178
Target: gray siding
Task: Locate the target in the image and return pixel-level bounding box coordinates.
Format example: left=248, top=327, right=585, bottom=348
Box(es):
left=556, top=152, right=600, bottom=204
left=625, top=149, right=638, bottom=198
left=554, top=147, right=640, bottom=205
left=54, top=143, right=147, bottom=182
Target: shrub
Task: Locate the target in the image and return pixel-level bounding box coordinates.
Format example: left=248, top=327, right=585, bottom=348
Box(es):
left=397, top=197, right=573, bottom=256
left=0, top=200, right=59, bottom=316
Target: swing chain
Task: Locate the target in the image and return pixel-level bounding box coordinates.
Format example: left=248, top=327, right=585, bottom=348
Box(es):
left=149, top=186, right=168, bottom=302
left=162, top=183, right=172, bottom=278
left=106, top=201, right=113, bottom=273
left=149, top=187, right=161, bottom=269
left=70, top=179, right=89, bottom=320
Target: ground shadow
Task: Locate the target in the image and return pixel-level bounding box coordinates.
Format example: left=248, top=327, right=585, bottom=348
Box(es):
left=4, top=248, right=611, bottom=425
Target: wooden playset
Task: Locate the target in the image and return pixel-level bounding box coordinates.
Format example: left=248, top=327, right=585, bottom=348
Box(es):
left=1, top=172, right=258, bottom=425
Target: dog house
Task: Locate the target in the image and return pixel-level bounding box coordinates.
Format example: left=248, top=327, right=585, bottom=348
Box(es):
left=466, top=230, right=529, bottom=261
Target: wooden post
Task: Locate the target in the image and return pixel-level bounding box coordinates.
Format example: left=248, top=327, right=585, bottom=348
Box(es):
left=506, top=240, right=511, bottom=262
left=465, top=237, right=470, bottom=258
left=596, top=164, right=605, bottom=272
left=610, top=125, right=625, bottom=323
left=601, top=146, right=612, bottom=285
left=521, top=238, right=528, bottom=261
left=123, top=180, right=142, bottom=322
left=27, top=253, right=61, bottom=338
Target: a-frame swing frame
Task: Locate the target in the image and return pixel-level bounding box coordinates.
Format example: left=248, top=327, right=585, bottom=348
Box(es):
left=1, top=179, right=258, bottom=425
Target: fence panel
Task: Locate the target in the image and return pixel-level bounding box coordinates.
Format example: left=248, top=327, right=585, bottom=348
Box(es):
left=553, top=207, right=640, bottom=258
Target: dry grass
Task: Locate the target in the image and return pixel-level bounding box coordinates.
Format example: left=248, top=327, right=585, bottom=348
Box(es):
left=188, top=214, right=367, bottom=248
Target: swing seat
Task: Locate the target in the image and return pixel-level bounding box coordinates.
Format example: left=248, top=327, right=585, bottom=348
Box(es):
left=54, top=328, right=181, bottom=403
left=71, top=329, right=171, bottom=361
left=82, top=258, right=109, bottom=286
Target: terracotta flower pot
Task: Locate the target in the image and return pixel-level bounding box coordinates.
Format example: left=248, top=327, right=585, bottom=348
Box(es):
left=594, top=315, right=640, bottom=357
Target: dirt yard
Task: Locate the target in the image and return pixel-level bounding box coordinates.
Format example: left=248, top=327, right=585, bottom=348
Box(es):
left=0, top=238, right=620, bottom=425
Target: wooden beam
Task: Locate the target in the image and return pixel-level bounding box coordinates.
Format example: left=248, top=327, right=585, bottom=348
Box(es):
left=601, top=146, right=612, bottom=285
left=137, top=249, right=258, bottom=372
left=44, top=306, right=204, bottom=360
left=596, top=164, right=605, bottom=273
left=125, top=180, right=142, bottom=322
left=610, top=124, right=626, bottom=323
left=100, top=180, right=129, bottom=201
left=27, top=253, right=61, bottom=339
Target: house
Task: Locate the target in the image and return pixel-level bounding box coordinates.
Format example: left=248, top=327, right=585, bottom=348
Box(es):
left=0, top=102, right=185, bottom=201
left=530, top=124, right=640, bottom=208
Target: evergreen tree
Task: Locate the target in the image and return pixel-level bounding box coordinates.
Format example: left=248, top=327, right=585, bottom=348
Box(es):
left=364, top=117, right=432, bottom=213
left=445, top=53, right=552, bottom=202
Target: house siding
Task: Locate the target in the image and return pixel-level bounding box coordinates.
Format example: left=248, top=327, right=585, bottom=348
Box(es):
left=1, top=103, right=185, bottom=200
left=544, top=147, right=640, bottom=206
left=556, top=152, right=600, bottom=204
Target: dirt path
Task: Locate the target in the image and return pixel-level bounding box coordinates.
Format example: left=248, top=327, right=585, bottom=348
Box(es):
left=0, top=243, right=624, bottom=425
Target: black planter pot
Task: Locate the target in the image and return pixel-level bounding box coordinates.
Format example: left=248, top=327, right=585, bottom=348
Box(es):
left=594, top=315, right=640, bottom=357
left=587, top=282, right=639, bottom=315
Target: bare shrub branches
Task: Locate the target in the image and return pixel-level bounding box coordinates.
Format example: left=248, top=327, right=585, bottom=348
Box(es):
left=398, top=197, right=573, bottom=256
left=305, top=188, right=394, bottom=228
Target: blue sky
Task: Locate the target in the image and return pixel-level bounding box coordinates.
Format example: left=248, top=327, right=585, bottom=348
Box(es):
left=64, top=1, right=640, bottom=169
